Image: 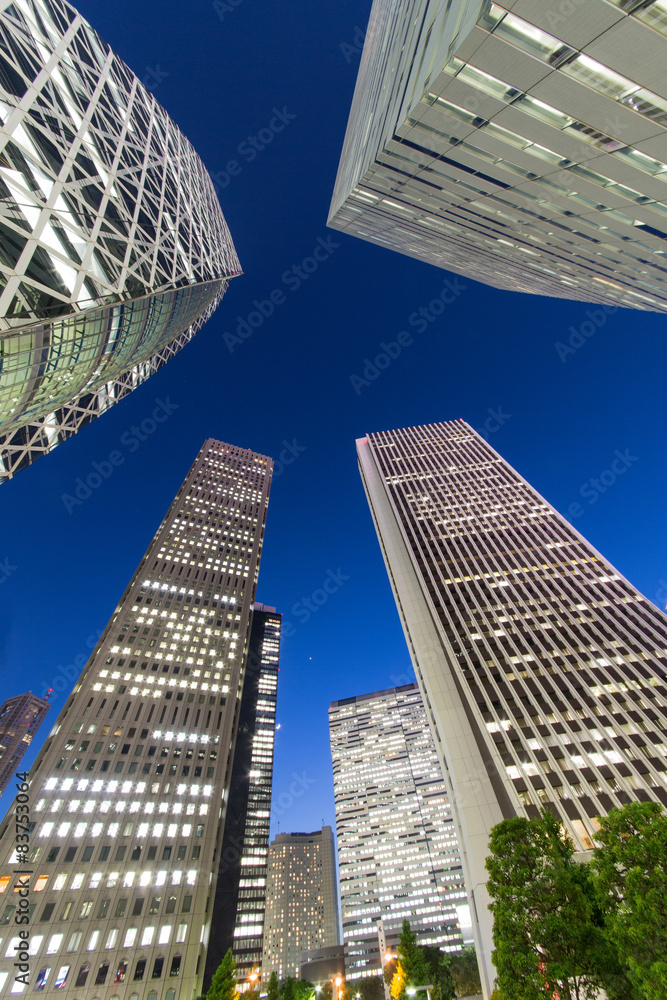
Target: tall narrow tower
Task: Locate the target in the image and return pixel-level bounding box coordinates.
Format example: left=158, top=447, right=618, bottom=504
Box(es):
left=358, top=419, right=667, bottom=998
left=329, top=684, right=467, bottom=981
left=205, top=604, right=281, bottom=989
left=0, top=439, right=271, bottom=999
left=0, top=692, right=50, bottom=794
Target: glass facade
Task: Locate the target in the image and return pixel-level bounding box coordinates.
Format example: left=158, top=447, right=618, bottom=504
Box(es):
left=0, top=0, right=240, bottom=472
left=330, top=0, right=667, bottom=311
left=0, top=440, right=272, bottom=1000
left=358, top=419, right=667, bottom=996
left=0, top=692, right=50, bottom=795
left=329, top=684, right=467, bottom=981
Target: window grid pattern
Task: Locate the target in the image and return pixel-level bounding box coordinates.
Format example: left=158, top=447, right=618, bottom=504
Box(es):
left=0, top=0, right=240, bottom=448
left=329, top=684, right=466, bottom=980
left=0, top=439, right=272, bottom=1000
left=330, top=0, right=667, bottom=312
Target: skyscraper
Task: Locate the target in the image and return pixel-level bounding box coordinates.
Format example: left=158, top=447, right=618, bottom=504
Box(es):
left=329, top=683, right=467, bottom=982
left=206, top=604, right=281, bottom=989
left=358, top=419, right=667, bottom=997
left=0, top=438, right=272, bottom=999
left=330, top=0, right=667, bottom=313
left=0, top=0, right=240, bottom=481
left=261, top=828, right=341, bottom=982
left=0, top=692, right=50, bottom=795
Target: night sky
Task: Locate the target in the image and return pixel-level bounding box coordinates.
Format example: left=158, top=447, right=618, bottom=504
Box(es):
left=1, top=0, right=667, bottom=833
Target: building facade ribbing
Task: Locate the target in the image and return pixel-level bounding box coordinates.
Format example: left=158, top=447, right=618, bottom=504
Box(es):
left=358, top=419, right=667, bottom=997
left=205, top=605, right=281, bottom=989
left=330, top=0, right=667, bottom=312
left=0, top=693, right=50, bottom=795
left=329, top=684, right=467, bottom=981
left=261, top=829, right=341, bottom=982
left=0, top=438, right=272, bottom=1000
left=0, top=0, right=240, bottom=479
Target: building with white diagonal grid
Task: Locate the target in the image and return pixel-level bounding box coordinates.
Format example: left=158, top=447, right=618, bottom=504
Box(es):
left=0, top=438, right=271, bottom=1000
left=0, top=0, right=240, bottom=480
left=330, top=0, right=667, bottom=312
left=329, top=684, right=468, bottom=982
left=358, top=419, right=667, bottom=997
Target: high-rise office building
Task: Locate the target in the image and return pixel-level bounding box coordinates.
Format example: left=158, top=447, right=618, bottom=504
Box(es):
left=329, top=684, right=467, bottom=981
left=358, top=419, right=667, bottom=997
left=330, top=0, right=667, bottom=313
left=205, top=604, right=281, bottom=989
left=0, top=438, right=272, bottom=999
left=0, top=692, right=50, bottom=794
left=262, top=828, right=341, bottom=981
left=0, top=0, right=240, bottom=481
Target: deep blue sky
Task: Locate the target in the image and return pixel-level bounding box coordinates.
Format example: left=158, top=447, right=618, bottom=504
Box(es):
left=1, top=0, right=667, bottom=832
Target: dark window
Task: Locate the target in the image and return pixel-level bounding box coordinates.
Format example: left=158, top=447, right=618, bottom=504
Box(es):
left=152, top=958, right=164, bottom=979
left=95, top=962, right=109, bottom=985
left=165, top=896, right=176, bottom=914
left=132, top=898, right=144, bottom=916
left=149, top=896, right=161, bottom=915
left=39, top=903, right=55, bottom=922
left=97, top=899, right=110, bottom=919
left=131, top=846, right=142, bottom=861
left=182, top=895, right=192, bottom=913
left=46, top=847, right=60, bottom=862
left=98, top=846, right=110, bottom=861
left=147, top=846, right=157, bottom=861
left=75, top=964, right=90, bottom=988
left=121, top=744, right=130, bottom=754
left=114, top=899, right=127, bottom=918
left=176, top=846, right=186, bottom=861
left=0, top=905, right=15, bottom=924
left=81, top=846, right=93, bottom=862
left=64, top=847, right=76, bottom=863
left=115, top=846, right=126, bottom=862
left=134, top=959, right=146, bottom=982
left=162, top=846, right=172, bottom=861
left=116, top=961, right=127, bottom=982
left=191, top=846, right=201, bottom=860
left=169, top=956, right=181, bottom=977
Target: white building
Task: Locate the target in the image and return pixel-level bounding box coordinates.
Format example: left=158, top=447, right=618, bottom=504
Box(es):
left=330, top=0, right=667, bottom=312
left=261, top=829, right=341, bottom=981
left=329, top=684, right=468, bottom=981
left=358, top=419, right=667, bottom=997
left=0, top=439, right=272, bottom=1000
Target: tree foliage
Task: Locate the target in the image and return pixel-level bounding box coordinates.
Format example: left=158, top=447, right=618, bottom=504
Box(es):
left=267, top=972, right=280, bottom=1000
left=591, top=801, right=667, bottom=1000
left=421, top=945, right=455, bottom=1000
left=206, top=949, right=239, bottom=1000
left=448, top=947, right=481, bottom=998
left=485, top=809, right=626, bottom=1000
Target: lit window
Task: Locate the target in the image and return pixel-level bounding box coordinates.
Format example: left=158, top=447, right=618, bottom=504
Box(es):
left=123, top=929, right=137, bottom=948
left=140, top=927, right=154, bottom=947
left=46, top=934, right=63, bottom=955
left=158, top=926, right=171, bottom=945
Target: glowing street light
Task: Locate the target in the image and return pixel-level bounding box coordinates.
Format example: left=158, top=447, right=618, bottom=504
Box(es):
left=406, top=985, right=433, bottom=1000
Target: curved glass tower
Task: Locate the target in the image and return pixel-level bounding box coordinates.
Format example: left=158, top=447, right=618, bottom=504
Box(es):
left=0, top=0, right=241, bottom=479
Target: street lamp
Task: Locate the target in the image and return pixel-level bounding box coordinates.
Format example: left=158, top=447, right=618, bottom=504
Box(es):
left=406, top=985, right=433, bottom=1000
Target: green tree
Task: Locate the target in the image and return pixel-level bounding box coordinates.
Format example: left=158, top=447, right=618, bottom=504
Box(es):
left=421, top=945, right=455, bottom=1000
left=293, top=980, right=315, bottom=1000
left=448, top=948, right=481, bottom=998
left=206, top=949, right=238, bottom=1000
left=398, top=919, right=430, bottom=992
left=267, top=972, right=280, bottom=1000
left=280, top=978, right=297, bottom=1000
left=485, top=809, right=626, bottom=1000
left=592, top=801, right=667, bottom=1000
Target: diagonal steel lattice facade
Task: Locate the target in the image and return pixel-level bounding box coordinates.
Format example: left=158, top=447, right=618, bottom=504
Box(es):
left=0, top=0, right=241, bottom=478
